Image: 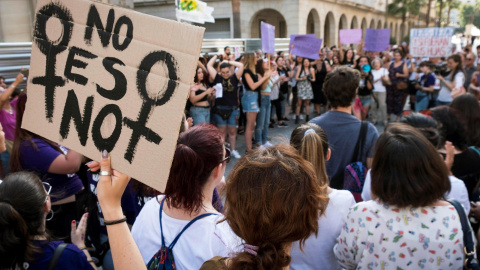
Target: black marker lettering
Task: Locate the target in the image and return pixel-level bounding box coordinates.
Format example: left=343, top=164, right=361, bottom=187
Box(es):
left=123, top=51, right=178, bottom=163
left=92, top=104, right=123, bottom=153
left=59, top=90, right=94, bottom=146
left=112, top=15, right=133, bottom=51
left=84, top=5, right=114, bottom=47
left=64, top=47, right=98, bottom=86
left=96, top=57, right=127, bottom=100
left=32, top=3, right=73, bottom=122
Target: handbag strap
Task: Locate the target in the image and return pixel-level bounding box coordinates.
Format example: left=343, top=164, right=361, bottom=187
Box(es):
left=46, top=243, right=68, bottom=270
left=351, top=121, right=368, bottom=163
left=447, top=199, right=477, bottom=265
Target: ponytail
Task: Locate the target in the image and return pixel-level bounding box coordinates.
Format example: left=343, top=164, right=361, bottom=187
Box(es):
left=229, top=242, right=290, bottom=270
left=301, top=131, right=329, bottom=189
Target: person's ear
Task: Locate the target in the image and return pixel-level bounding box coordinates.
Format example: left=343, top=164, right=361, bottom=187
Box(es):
left=326, top=148, right=331, bottom=161
left=212, top=162, right=224, bottom=180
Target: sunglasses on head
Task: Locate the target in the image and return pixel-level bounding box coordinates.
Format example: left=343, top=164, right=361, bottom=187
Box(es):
left=43, top=182, right=52, bottom=203
left=221, top=148, right=231, bottom=164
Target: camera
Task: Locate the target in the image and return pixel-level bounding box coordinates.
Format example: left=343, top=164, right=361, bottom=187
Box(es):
left=434, top=63, right=449, bottom=77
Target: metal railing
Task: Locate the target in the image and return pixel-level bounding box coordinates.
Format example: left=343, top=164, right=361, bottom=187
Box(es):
left=0, top=38, right=291, bottom=87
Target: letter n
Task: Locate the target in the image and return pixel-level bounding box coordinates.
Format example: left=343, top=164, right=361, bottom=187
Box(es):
left=60, top=90, right=94, bottom=146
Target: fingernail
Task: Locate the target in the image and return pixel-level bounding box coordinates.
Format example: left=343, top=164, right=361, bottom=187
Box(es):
left=102, top=150, right=108, bottom=159
left=87, top=168, right=91, bottom=172
left=72, top=220, right=76, bottom=224
left=85, top=161, right=93, bottom=166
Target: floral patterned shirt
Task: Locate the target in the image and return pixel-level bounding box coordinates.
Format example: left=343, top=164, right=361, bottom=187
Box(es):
left=334, top=200, right=465, bottom=270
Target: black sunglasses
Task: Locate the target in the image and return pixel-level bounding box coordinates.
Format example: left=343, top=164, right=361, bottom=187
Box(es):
left=221, top=148, right=231, bottom=164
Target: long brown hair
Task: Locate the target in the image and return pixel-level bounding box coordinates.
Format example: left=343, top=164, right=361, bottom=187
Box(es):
left=290, top=123, right=329, bottom=193
left=10, top=94, right=62, bottom=173
left=0, top=172, right=49, bottom=269
left=447, top=54, right=465, bottom=79
left=224, top=144, right=328, bottom=269
left=243, top=52, right=257, bottom=74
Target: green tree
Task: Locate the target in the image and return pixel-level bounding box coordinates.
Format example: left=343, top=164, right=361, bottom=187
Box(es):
left=460, top=4, right=480, bottom=28
left=445, top=0, right=461, bottom=26
left=388, top=0, right=423, bottom=36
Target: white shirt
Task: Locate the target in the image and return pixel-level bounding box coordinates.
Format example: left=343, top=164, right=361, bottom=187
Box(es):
left=362, top=169, right=470, bottom=214
left=131, top=195, right=242, bottom=270
left=438, top=72, right=465, bottom=102
left=371, top=68, right=389, bottom=93
left=290, top=189, right=356, bottom=270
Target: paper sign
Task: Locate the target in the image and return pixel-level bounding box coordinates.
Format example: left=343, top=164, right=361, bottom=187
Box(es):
left=176, top=0, right=215, bottom=24
left=340, top=29, right=362, bottom=44
left=289, top=34, right=315, bottom=51
left=234, top=47, right=241, bottom=59
left=23, top=0, right=205, bottom=192
left=261, top=22, right=275, bottom=55
left=291, top=35, right=323, bottom=60
left=214, top=83, right=223, bottom=98
left=410, top=27, right=454, bottom=58
left=364, top=28, right=391, bottom=52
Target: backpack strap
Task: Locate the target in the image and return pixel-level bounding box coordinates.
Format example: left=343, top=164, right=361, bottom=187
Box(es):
left=46, top=243, right=68, bottom=270
left=447, top=199, right=478, bottom=267
left=351, top=121, right=368, bottom=163
left=159, top=198, right=217, bottom=250
left=470, top=146, right=480, bottom=157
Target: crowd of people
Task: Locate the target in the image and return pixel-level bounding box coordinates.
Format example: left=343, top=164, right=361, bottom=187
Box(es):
left=1, top=39, right=480, bottom=270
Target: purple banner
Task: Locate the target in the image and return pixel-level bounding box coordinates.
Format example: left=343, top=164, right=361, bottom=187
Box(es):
left=292, top=35, right=323, bottom=60
left=340, top=29, right=362, bottom=44
left=261, top=22, right=276, bottom=55
left=364, top=28, right=391, bottom=52
left=289, top=34, right=315, bottom=51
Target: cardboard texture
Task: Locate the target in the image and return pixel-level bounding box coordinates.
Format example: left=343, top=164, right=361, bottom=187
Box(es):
left=23, top=0, right=205, bottom=192
left=339, top=29, right=362, bottom=44
left=292, top=35, right=323, bottom=60
left=364, top=28, right=390, bottom=52
left=410, top=27, right=454, bottom=58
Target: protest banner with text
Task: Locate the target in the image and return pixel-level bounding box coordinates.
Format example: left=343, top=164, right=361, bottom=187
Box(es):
left=410, top=27, right=454, bottom=58
left=292, top=35, right=323, bottom=60
left=23, top=0, right=205, bottom=192
left=364, top=28, right=390, bottom=52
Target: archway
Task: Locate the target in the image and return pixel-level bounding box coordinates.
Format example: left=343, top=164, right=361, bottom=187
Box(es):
left=306, top=9, right=321, bottom=38
left=324, top=12, right=336, bottom=47
left=377, top=20, right=382, bottom=29
left=351, top=16, right=358, bottom=29
left=250, top=9, right=287, bottom=38
left=339, top=14, right=348, bottom=30
left=361, top=18, right=367, bottom=37
left=370, top=18, right=375, bottom=29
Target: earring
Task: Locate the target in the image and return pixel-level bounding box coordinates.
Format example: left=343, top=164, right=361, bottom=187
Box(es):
left=46, top=209, right=54, bottom=221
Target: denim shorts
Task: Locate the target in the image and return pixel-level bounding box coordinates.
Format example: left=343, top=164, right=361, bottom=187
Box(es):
left=241, top=91, right=259, bottom=113
left=358, top=95, right=372, bottom=107
left=190, top=106, right=210, bottom=125
left=213, top=106, right=239, bottom=127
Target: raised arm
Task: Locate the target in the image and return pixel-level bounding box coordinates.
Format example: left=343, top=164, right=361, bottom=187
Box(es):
left=244, top=72, right=270, bottom=91
left=207, top=55, right=218, bottom=82
left=227, top=60, right=244, bottom=80
left=0, top=73, right=24, bottom=108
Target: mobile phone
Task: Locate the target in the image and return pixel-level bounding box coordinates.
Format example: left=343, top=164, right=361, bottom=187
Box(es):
left=20, top=69, right=29, bottom=77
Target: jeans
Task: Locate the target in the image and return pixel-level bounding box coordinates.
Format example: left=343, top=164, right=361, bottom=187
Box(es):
left=255, top=95, right=271, bottom=144
left=437, top=100, right=451, bottom=106
left=415, top=91, right=429, bottom=112
left=190, top=106, right=210, bottom=125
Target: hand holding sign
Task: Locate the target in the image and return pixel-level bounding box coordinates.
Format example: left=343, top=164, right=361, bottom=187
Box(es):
left=23, top=0, right=205, bottom=192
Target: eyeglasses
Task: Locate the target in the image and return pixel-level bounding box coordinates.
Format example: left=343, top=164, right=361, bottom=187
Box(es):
left=43, top=182, right=52, bottom=203
left=467, top=58, right=474, bottom=61
left=221, top=148, right=231, bottom=164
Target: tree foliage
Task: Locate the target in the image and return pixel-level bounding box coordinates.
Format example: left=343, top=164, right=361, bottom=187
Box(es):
left=459, top=4, right=480, bottom=28
left=388, top=0, right=424, bottom=23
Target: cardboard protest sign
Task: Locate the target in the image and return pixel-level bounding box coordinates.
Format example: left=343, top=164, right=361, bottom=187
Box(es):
left=292, top=35, right=323, bottom=60
left=176, top=0, right=215, bottom=24
left=289, top=34, right=315, bottom=51
left=23, top=0, right=205, bottom=192
left=410, top=27, right=454, bottom=58
left=364, top=28, right=390, bottom=52
left=261, top=22, right=276, bottom=55
left=340, top=29, right=362, bottom=44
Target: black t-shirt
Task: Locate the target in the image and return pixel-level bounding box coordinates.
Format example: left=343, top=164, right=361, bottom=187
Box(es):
left=242, top=69, right=259, bottom=91
left=277, top=67, right=289, bottom=94
left=442, top=148, right=480, bottom=200
left=214, top=74, right=239, bottom=107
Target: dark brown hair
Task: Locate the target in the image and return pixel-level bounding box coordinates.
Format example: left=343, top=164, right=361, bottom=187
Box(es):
left=431, top=106, right=468, bottom=151
left=10, top=94, right=62, bottom=173
left=256, top=59, right=266, bottom=77
left=224, top=144, right=328, bottom=269
left=447, top=54, right=465, bottom=79
left=290, top=123, right=329, bottom=192
left=194, top=66, right=206, bottom=83
left=0, top=172, right=48, bottom=269
left=323, top=66, right=360, bottom=108
left=164, top=124, right=224, bottom=214
left=450, top=94, right=480, bottom=147
left=371, top=123, right=450, bottom=208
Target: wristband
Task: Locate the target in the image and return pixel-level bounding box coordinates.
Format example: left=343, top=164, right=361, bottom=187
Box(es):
left=79, top=246, right=87, bottom=250
left=104, top=216, right=127, bottom=226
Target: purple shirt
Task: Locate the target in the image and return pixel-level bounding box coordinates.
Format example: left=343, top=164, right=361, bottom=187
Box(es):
left=28, top=240, right=94, bottom=270
left=0, top=97, right=18, bottom=141
left=20, top=138, right=83, bottom=202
